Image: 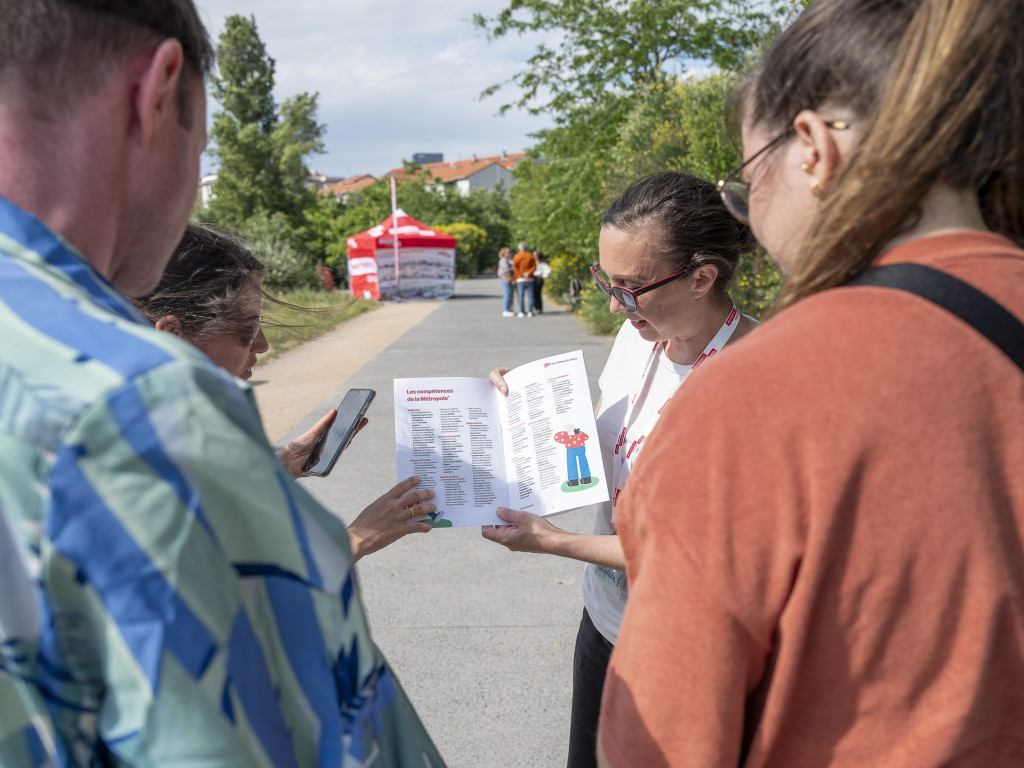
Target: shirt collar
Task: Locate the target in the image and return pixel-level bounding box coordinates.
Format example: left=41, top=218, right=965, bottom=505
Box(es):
left=0, top=194, right=146, bottom=324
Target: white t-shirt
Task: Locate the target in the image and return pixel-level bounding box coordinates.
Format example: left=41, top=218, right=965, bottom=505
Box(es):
left=581, top=309, right=754, bottom=644
left=582, top=322, right=695, bottom=643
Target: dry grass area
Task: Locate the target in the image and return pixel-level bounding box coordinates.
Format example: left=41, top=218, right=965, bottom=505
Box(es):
left=262, top=288, right=380, bottom=360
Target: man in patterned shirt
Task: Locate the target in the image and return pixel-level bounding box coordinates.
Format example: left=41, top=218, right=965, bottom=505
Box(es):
left=0, top=2, right=441, bottom=765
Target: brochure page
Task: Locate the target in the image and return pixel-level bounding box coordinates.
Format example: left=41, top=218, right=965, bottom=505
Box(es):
left=394, top=378, right=509, bottom=526
left=394, top=350, right=608, bottom=527
left=498, top=350, right=608, bottom=515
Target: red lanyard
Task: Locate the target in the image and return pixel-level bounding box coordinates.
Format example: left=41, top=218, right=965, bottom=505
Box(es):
left=611, top=307, right=740, bottom=507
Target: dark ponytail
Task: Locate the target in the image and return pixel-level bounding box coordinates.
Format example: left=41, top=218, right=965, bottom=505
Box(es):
left=602, top=172, right=756, bottom=292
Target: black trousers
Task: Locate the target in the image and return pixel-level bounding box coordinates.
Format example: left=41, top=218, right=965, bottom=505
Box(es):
left=567, top=609, right=615, bottom=768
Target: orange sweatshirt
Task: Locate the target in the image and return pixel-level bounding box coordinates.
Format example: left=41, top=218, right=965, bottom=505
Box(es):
left=513, top=249, right=536, bottom=280
left=600, top=231, right=1024, bottom=767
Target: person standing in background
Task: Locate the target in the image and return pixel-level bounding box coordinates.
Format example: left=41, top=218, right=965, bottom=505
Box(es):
left=533, top=250, right=551, bottom=313
left=513, top=241, right=537, bottom=317
left=497, top=246, right=515, bottom=317
left=0, top=1, right=441, bottom=764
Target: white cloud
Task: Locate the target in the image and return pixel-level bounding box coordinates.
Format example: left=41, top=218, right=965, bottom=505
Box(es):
left=195, top=0, right=557, bottom=177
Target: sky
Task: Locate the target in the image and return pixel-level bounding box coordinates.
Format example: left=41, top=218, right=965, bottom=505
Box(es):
left=193, top=0, right=558, bottom=179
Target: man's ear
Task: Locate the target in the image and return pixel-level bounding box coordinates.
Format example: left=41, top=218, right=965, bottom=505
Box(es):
left=133, top=39, right=186, bottom=149
left=691, top=264, right=720, bottom=300
left=154, top=315, right=184, bottom=338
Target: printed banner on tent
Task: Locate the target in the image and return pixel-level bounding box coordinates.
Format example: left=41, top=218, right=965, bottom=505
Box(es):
left=374, top=248, right=454, bottom=300
left=347, top=210, right=456, bottom=300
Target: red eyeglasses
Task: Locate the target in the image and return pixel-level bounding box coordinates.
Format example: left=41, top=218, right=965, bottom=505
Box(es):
left=589, top=263, right=695, bottom=312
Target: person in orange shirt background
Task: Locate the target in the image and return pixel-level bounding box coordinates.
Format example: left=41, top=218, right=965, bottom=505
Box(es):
left=599, top=0, right=1024, bottom=766
left=513, top=240, right=537, bottom=317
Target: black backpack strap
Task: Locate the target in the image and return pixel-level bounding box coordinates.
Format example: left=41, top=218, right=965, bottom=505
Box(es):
left=848, top=263, right=1024, bottom=375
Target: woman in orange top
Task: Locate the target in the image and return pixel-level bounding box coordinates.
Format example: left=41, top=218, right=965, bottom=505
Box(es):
left=599, top=1, right=1024, bottom=766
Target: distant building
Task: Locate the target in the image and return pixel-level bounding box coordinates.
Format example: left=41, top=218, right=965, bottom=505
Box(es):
left=195, top=170, right=344, bottom=209
left=413, top=152, right=444, bottom=165
left=197, top=174, right=218, bottom=209
left=386, top=152, right=525, bottom=197
left=305, top=170, right=345, bottom=191
left=199, top=151, right=526, bottom=210
left=320, top=174, right=378, bottom=203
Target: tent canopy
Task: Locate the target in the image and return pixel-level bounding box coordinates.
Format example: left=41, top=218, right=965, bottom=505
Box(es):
left=346, top=210, right=457, bottom=300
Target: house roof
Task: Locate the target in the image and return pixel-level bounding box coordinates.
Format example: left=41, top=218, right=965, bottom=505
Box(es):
left=321, top=174, right=377, bottom=197
left=384, top=152, right=525, bottom=184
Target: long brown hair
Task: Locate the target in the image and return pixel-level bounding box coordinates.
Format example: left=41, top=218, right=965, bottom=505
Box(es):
left=744, top=0, right=1024, bottom=312
left=132, top=225, right=268, bottom=346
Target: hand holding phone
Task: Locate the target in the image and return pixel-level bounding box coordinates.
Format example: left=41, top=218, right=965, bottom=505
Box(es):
left=302, top=388, right=376, bottom=477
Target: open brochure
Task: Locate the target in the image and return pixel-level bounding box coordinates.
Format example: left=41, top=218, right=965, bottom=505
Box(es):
left=395, top=350, right=608, bottom=527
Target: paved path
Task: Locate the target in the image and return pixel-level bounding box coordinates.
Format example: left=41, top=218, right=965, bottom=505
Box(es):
left=256, top=275, right=613, bottom=767
left=252, top=301, right=442, bottom=443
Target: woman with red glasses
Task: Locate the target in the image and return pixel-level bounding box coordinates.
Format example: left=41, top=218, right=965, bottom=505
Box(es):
left=482, top=170, right=757, bottom=768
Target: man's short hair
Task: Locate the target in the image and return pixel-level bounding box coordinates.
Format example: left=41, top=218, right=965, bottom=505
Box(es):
left=0, top=0, right=214, bottom=111
left=518, top=242, right=528, bottom=251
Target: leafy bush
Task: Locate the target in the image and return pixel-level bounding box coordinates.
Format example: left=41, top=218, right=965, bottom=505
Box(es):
left=433, top=222, right=488, bottom=277
left=546, top=251, right=593, bottom=304
left=301, top=195, right=350, bottom=280
left=578, top=283, right=625, bottom=336
left=730, top=250, right=784, bottom=320
left=239, top=211, right=318, bottom=291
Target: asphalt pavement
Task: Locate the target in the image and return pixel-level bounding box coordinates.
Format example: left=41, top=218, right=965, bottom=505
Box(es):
left=276, top=274, right=614, bottom=767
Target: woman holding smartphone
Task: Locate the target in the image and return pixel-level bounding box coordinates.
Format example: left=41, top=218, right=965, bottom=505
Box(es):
left=133, top=224, right=434, bottom=560
left=482, top=171, right=758, bottom=768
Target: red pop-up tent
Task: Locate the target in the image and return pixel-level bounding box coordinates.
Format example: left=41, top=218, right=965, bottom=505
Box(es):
left=346, top=210, right=456, bottom=300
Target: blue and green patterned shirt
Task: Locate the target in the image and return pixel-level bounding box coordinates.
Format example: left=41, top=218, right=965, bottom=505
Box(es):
left=0, top=196, right=443, bottom=767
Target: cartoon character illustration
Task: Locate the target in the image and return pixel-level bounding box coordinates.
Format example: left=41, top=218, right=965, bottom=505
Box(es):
left=554, top=424, right=592, bottom=487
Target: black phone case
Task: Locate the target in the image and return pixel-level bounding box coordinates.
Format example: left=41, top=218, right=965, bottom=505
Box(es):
left=303, top=389, right=375, bottom=477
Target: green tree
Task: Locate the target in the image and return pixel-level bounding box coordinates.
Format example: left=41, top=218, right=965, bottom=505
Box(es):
left=474, top=0, right=798, bottom=116
left=327, top=174, right=513, bottom=280
left=476, top=0, right=801, bottom=328
left=274, top=93, right=326, bottom=219
left=608, top=72, right=739, bottom=185
left=206, top=15, right=279, bottom=225
left=206, top=15, right=325, bottom=233
left=301, top=194, right=350, bottom=278
left=434, top=222, right=488, bottom=277
left=506, top=98, right=629, bottom=280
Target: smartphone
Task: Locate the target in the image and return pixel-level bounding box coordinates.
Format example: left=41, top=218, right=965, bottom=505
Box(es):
left=302, top=388, right=376, bottom=477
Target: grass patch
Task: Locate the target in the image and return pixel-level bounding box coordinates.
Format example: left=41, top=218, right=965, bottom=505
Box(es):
left=262, top=288, right=380, bottom=360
